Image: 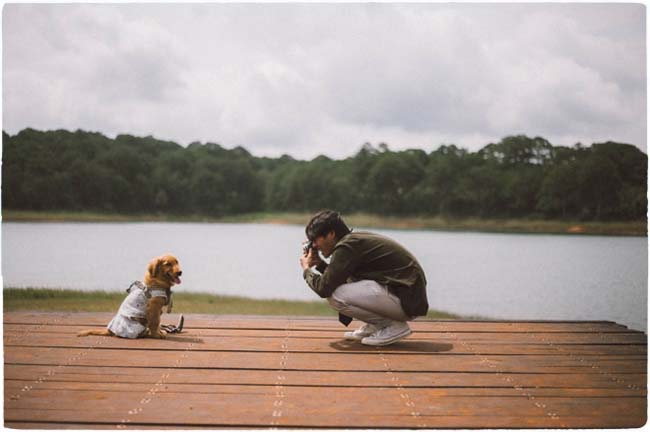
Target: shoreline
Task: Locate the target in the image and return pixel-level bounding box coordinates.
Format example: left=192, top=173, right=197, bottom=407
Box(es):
left=3, top=210, right=647, bottom=236
left=3, top=288, right=464, bottom=319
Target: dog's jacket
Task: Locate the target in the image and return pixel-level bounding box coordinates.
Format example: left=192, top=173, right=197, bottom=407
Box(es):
left=107, top=281, right=172, bottom=338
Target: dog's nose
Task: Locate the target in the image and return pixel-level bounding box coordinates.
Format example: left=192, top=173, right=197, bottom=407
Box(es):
left=177, top=271, right=183, bottom=276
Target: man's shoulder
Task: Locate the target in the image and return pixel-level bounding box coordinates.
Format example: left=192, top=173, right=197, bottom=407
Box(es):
left=337, top=231, right=388, bottom=248
left=332, top=232, right=378, bottom=259
left=339, top=231, right=380, bottom=242
left=338, top=231, right=416, bottom=257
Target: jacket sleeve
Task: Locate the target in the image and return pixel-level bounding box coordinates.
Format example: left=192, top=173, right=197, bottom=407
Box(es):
left=302, top=244, right=359, bottom=298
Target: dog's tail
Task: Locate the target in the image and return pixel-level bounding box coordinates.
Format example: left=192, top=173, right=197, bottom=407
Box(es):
left=77, top=329, right=113, bottom=337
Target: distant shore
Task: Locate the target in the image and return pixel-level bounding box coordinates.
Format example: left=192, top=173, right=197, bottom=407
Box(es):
left=3, top=210, right=646, bottom=236
left=3, top=288, right=462, bottom=319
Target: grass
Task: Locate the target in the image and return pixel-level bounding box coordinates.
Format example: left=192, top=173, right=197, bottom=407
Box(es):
left=3, top=210, right=646, bottom=236
left=3, top=288, right=461, bottom=319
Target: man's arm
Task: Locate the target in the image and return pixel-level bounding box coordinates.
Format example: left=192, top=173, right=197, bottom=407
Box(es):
left=302, top=245, right=358, bottom=298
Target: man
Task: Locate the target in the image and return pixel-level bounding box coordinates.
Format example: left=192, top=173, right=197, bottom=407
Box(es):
left=300, top=210, right=429, bottom=346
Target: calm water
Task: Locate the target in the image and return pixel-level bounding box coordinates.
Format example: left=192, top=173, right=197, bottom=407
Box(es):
left=2, top=222, right=647, bottom=331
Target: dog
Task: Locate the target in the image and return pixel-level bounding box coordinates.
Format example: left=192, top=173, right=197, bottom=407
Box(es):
left=78, top=254, right=182, bottom=339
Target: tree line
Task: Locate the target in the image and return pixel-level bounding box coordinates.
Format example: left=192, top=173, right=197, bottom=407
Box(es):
left=2, top=128, right=647, bottom=220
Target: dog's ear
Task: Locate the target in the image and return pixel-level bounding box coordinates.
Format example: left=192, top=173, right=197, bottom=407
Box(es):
left=147, top=257, right=163, bottom=278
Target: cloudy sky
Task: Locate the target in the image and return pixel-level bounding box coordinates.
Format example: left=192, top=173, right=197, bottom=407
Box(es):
left=3, top=3, right=646, bottom=159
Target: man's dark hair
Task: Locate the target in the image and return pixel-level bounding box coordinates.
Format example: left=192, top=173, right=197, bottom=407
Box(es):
left=306, top=210, right=351, bottom=241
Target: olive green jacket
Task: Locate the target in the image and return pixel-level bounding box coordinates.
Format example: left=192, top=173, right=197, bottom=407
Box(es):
left=303, top=231, right=429, bottom=318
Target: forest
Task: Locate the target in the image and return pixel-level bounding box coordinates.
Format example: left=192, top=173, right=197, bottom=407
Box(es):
left=2, top=128, right=647, bottom=221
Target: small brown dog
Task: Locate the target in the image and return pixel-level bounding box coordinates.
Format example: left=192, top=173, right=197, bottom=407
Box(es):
left=78, top=254, right=182, bottom=339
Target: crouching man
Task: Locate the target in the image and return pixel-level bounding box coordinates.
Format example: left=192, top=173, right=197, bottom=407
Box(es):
left=300, top=210, right=429, bottom=346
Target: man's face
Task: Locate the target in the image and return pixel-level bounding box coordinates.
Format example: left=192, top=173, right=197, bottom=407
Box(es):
left=312, top=231, right=337, bottom=258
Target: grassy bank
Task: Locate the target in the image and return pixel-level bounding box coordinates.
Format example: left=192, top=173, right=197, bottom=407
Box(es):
left=3, top=210, right=646, bottom=236
left=3, top=288, right=461, bottom=319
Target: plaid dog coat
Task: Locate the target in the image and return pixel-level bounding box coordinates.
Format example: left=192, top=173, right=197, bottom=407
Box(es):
left=107, top=281, right=172, bottom=339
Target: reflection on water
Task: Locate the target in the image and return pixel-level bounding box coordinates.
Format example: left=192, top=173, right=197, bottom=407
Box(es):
left=2, top=222, right=647, bottom=332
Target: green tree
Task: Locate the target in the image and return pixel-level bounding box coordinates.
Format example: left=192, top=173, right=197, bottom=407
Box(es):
left=537, top=162, right=580, bottom=218
left=365, top=149, right=425, bottom=214
left=2, top=128, right=646, bottom=222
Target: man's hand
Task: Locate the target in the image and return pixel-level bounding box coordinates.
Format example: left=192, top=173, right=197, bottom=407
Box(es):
left=300, top=247, right=321, bottom=270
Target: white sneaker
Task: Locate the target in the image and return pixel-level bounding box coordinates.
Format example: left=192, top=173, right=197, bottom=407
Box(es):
left=361, top=322, right=411, bottom=346
left=344, top=323, right=378, bottom=341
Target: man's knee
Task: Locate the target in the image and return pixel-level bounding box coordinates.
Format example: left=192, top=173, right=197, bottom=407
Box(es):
left=327, top=281, right=362, bottom=309
left=327, top=292, right=346, bottom=311
left=327, top=280, right=379, bottom=312
left=328, top=280, right=409, bottom=323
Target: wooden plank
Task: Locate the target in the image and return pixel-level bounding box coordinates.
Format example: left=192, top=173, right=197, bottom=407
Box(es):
left=5, top=390, right=646, bottom=428
left=5, top=379, right=646, bottom=398
left=6, top=364, right=646, bottom=389
left=4, top=312, right=638, bottom=332
left=6, top=387, right=645, bottom=416
left=5, top=323, right=647, bottom=341
left=4, top=423, right=200, bottom=430
left=5, top=334, right=646, bottom=356
left=5, top=384, right=646, bottom=417
left=6, top=325, right=647, bottom=345
left=5, top=346, right=646, bottom=373
left=4, top=411, right=646, bottom=429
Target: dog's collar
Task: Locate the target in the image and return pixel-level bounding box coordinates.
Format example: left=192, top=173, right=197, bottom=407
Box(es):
left=148, top=283, right=172, bottom=292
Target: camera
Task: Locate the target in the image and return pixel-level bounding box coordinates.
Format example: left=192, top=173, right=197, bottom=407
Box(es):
left=302, top=241, right=314, bottom=255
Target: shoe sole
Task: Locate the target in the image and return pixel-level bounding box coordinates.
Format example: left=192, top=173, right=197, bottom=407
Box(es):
left=361, top=328, right=412, bottom=346
left=344, top=333, right=373, bottom=341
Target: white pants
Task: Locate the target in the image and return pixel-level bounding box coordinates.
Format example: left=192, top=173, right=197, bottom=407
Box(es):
left=327, top=280, right=410, bottom=327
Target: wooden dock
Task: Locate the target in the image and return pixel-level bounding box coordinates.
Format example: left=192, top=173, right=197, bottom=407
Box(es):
left=4, top=312, right=647, bottom=429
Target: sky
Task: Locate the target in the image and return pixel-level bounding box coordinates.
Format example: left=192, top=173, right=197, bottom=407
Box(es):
left=2, top=3, right=647, bottom=160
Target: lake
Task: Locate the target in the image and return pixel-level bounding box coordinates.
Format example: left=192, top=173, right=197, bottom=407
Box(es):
left=2, top=222, right=647, bottom=332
